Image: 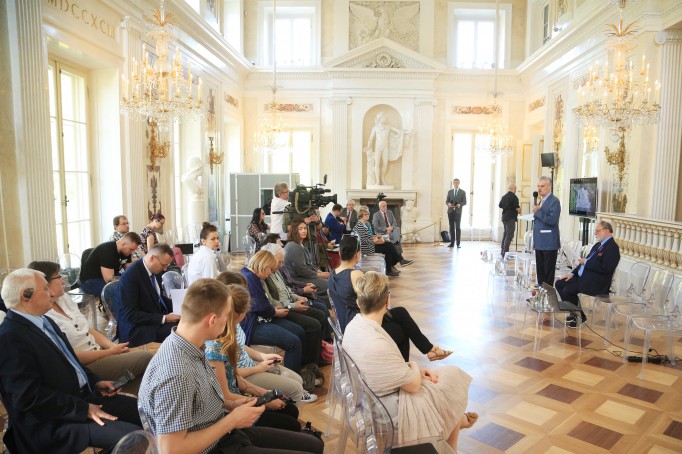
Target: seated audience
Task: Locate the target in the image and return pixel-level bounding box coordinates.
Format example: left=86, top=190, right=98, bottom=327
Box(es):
left=109, top=214, right=130, bottom=241
left=324, top=204, right=346, bottom=243
left=80, top=232, right=142, bottom=296
left=555, top=220, right=620, bottom=327
left=216, top=271, right=317, bottom=403
left=329, top=235, right=451, bottom=362
left=206, top=288, right=303, bottom=433
left=262, top=233, right=284, bottom=248
left=354, top=206, right=408, bottom=277
left=343, top=271, right=477, bottom=451
left=0, top=269, right=141, bottom=453
left=283, top=219, right=329, bottom=292
left=248, top=207, right=269, bottom=251
left=241, top=251, right=305, bottom=373
left=341, top=199, right=358, bottom=232
left=261, top=248, right=324, bottom=366
left=373, top=200, right=413, bottom=266
left=188, top=222, right=221, bottom=284
left=139, top=213, right=165, bottom=256
left=138, top=278, right=324, bottom=454
left=28, top=261, right=152, bottom=394
left=118, top=243, right=180, bottom=347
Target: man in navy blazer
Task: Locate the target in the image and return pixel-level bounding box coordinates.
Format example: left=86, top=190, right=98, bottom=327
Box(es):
left=446, top=178, right=467, bottom=248
left=555, top=221, right=620, bottom=326
left=118, top=243, right=180, bottom=347
left=533, top=176, right=561, bottom=286
left=0, top=269, right=140, bottom=454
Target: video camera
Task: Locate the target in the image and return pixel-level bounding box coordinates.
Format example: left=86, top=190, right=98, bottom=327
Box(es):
left=282, top=175, right=337, bottom=233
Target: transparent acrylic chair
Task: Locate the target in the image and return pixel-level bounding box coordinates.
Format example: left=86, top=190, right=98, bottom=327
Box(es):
left=631, top=280, right=682, bottom=379
left=243, top=235, right=257, bottom=261
left=611, top=268, right=674, bottom=361
left=161, top=270, right=184, bottom=298
left=325, top=316, right=345, bottom=438
left=57, top=253, right=81, bottom=289
left=111, top=429, right=158, bottom=454
left=487, top=256, right=515, bottom=312
left=100, top=281, right=120, bottom=340
left=578, top=266, right=628, bottom=326
left=603, top=261, right=651, bottom=345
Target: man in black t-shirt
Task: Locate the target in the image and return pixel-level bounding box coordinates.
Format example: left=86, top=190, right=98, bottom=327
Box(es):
left=80, top=232, right=141, bottom=296
left=498, top=183, right=520, bottom=258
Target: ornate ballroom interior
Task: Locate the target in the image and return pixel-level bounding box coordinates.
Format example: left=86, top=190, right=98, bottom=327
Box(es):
left=1, top=0, right=682, bottom=452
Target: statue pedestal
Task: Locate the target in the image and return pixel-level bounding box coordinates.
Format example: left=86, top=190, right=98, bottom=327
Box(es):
left=366, top=184, right=395, bottom=190
left=188, top=198, right=206, bottom=227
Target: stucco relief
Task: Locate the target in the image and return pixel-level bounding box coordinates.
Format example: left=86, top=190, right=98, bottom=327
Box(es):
left=349, top=2, right=420, bottom=51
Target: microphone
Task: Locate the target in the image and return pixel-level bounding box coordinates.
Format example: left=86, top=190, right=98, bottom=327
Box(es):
left=533, top=191, right=539, bottom=206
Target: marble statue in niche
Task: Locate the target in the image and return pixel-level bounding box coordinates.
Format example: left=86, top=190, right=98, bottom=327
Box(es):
left=349, top=1, right=420, bottom=50
left=364, top=111, right=410, bottom=188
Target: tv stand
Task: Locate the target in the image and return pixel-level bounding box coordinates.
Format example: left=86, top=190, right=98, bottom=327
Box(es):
left=579, top=217, right=593, bottom=246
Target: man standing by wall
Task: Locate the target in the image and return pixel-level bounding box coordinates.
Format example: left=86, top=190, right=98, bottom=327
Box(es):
left=532, top=176, right=561, bottom=286
left=498, top=183, right=520, bottom=258
left=270, top=183, right=291, bottom=241
left=445, top=178, right=467, bottom=248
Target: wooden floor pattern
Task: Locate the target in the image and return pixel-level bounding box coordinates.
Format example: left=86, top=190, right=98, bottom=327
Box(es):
left=297, top=242, right=682, bottom=453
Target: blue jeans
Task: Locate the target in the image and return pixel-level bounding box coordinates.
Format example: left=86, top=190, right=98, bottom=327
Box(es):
left=250, top=319, right=304, bottom=373
left=81, top=278, right=106, bottom=297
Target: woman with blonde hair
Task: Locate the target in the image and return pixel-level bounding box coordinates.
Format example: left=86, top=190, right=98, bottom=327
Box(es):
left=343, top=271, right=478, bottom=451
left=240, top=250, right=306, bottom=373
left=205, top=284, right=303, bottom=432
left=215, top=274, right=317, bottom=403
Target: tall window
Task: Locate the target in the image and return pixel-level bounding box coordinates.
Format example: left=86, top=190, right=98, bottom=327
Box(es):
left=543, top=3, right=551, bottom=44
left=263, top=130, right=312, bottom=185
left=450, top=4, right=511, bottom=69
left=261, top=3, right=319, bottom=66
left=452, top=132, right=494, bottom=232
left=48, top=61, right=92, bottom=257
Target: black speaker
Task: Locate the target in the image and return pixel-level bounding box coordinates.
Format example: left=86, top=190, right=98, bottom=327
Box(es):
left=540, top=152, right=556, bottom=167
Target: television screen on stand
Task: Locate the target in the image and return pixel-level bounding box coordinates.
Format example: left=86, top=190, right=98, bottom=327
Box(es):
left=568, top=177, right=598, bottom=218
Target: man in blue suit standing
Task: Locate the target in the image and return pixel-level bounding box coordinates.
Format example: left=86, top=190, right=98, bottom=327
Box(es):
left=533, top=176, right=561, bottom=286
left=555, top=221, right=620, bottom=326
left=118, top=243, right=180, bottom=347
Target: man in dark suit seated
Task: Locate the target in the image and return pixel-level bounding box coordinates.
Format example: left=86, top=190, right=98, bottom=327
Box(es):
left=555, top=221, right=620, bottom=327
left=118, top=243, right=180, bottom=347
left=79, top=232, right=142, bottom=297
left=0, top=268, right=141, bottom=454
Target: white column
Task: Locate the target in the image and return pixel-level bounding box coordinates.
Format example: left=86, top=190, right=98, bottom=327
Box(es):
left=331, top=96, right=352, bottom=198
left=8, top=0, right=57, bottom=261
left=119, top=21, right=148, bottom=230
left=414, top=98, right=437, bottom=242
left=651, top=31, right=682, bottom=221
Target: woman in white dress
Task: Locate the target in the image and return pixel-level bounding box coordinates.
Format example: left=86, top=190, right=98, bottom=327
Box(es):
left=187, top=222, right=220, bottom=284
left=343, top=271, right=478, bottom=451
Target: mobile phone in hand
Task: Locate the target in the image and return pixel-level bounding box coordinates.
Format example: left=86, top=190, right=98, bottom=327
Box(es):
left=271, top=358, right=282, bottom=365
left=111, top=370, right=135, bottom=391
left=254, top=389, right=283, bottom=406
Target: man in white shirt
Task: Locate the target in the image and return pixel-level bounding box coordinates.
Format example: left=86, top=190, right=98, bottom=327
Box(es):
left=270, top=183, right=291, bottom=241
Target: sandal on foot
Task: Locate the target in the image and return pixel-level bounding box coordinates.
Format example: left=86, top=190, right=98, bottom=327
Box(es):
left=462, top=412, right=479, bottom=429
left=427, top=346, right=453, bottom=361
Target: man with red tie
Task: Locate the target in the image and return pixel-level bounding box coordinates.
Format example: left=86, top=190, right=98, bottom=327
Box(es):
left=555, top=221, right=620, bottom=327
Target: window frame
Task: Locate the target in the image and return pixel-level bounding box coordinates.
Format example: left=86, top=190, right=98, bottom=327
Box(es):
left=257, top=0, right=320, bottom=67
left=448, top=2, right=512, bottom=69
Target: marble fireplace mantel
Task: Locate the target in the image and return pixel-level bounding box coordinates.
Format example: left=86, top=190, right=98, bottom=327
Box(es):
left=346, top=189, right=418, bottom=204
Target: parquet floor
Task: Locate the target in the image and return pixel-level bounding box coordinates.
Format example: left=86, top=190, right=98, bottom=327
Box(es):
left=297, top=242, right=682, bottom=453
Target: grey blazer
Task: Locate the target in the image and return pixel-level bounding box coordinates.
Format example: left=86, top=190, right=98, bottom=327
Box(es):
left=446, top=188, right=467, bottom=214
left=372, top=210, right=401, bottom=243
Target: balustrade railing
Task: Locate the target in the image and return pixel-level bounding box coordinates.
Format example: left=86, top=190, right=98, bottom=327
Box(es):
left=598, top=213, right=682, bottom=270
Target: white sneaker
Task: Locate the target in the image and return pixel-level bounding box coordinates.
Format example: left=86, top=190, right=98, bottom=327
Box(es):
left=300, top=392, right=318, bottom=403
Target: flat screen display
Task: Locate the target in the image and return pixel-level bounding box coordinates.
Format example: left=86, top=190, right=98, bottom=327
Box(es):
left=569, top=177, right=598, bottom=218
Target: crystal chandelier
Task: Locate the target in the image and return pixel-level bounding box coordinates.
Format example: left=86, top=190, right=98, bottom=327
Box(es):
left=574, top=3, right=661, bottom=186
left=254, top=0, right=292, bottom=153
left=477, top=0, right=513, bottom=159
left=120, top=1, right=203, bottom=125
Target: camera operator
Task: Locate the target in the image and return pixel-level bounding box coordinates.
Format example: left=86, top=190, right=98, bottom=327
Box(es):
left=271, top=183, right=318, bottom=242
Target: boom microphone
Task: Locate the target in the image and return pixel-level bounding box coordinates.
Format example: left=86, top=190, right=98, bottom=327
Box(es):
left=533, top=191, right=539, bottom=206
